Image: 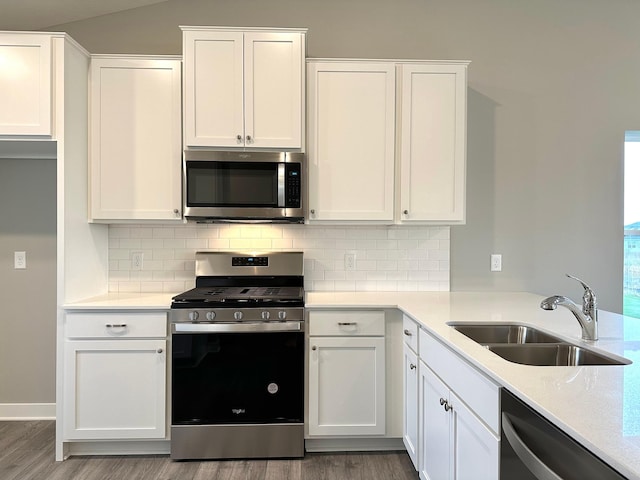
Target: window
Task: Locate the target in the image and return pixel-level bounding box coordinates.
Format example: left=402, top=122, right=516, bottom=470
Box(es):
left=624, top=131, right=640, bottom=318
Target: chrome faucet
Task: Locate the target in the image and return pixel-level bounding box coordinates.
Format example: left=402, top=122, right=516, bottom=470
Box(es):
left=540, top=274, right=598, bottom=341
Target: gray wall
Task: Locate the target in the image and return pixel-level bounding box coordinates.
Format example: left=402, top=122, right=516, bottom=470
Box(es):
left=0, top=159, right=56, bottom=403
left=49, top=0, right=637, bottom=311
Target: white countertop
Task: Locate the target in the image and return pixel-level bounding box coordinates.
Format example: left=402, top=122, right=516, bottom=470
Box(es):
left=64, top=290, right=640, bottom=478
left=63, top=292, right=176, bottom=309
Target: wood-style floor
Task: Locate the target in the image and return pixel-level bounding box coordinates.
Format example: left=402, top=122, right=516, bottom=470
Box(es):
left=0, top=421, right=419, bottom=480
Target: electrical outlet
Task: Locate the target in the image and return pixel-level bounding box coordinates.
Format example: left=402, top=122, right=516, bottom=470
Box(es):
left=490, top=254, right=502, bottom=272
left=14, top=251, right=26, bottom=269
left=344, top=252, right=356, bottom=271
left=132, top=252, right=144, bottom=270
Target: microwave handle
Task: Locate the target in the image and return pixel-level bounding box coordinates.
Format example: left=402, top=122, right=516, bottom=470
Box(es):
left=278, top=163, right=285, bottom=207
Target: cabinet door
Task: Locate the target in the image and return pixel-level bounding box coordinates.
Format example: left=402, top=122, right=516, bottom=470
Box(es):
left=419, top=360, right=452, bottom=480
left=307, top=61, right=395, bottom=222
left=308, top=336, right=385, bottom=436
left=244, top=32, right=303, bottom=149
left=0, top=34, right=51, bottom=136
left=89, top=57, right=182, bottom=221
left=63, top=339, right=166, bottom=440
left=403, top=343, right=419, bottom=468
left=183, top=30, right=244, bottom=147
left=452, top=391, right=500, bottom=480
left=398, top=63, right=467, bottom=224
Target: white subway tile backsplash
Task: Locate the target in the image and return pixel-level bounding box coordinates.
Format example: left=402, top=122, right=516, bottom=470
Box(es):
left=107, top=224, right=450, bottom=293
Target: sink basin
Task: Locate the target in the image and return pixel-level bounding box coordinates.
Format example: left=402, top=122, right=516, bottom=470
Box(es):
left=448, top=322, right=632, bottom=366
left=486, top=344, right=631, bottom=366
left=449, top=323, right=565, bottom=344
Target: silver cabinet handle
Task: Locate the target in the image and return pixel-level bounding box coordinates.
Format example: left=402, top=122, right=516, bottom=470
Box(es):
left=403, top=329, right=413, bottom=336
left=338, top=322, right=357, bottom=326
left=106, top=324, right=127, bottom=328
left=501, top=413, right=563, bottom=480
left=157, top=348, right=163, bottom=354
left=410, top=363, right=416, bottom=370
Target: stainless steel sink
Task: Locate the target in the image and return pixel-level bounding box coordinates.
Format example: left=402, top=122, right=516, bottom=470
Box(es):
left=448, top=322, right=631, bottom=366
left=449, top=323, right=565, bottom=344
left=486, top=344, right=631, bottom=366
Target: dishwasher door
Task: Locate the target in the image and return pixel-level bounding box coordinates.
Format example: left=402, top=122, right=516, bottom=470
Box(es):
left=500, top=389, right=627, bottom=480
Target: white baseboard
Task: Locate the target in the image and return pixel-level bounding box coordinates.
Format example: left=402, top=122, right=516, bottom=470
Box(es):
left=0, top=403, right=56, bottom=420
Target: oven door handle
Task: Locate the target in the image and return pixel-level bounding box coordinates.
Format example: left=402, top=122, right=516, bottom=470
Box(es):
left=172, top=321, right=304, bottom=334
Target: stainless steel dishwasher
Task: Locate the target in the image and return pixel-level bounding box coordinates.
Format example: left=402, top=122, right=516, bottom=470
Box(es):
left=500, top=389, right=628, bottom=480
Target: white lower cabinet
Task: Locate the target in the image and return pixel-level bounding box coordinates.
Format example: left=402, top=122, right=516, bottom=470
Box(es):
left=307, top=310, right=386, bottom=436
left=403, top=343, right=419, bottom=466
left=62, top=312, right=167, bottom=440
left=419, top=362, right=499, bottom=480
left=403, top=315, right=500, bottom=480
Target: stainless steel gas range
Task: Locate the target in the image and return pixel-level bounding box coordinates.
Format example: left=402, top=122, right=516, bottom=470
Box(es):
left=169, top=251, right=305, bottom=460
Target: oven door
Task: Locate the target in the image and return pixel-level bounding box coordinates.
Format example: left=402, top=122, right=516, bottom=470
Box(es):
left=171, top=322, right=304, bottom=426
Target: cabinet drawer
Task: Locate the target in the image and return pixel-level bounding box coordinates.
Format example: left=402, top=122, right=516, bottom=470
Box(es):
left=308, top=310, right=385, bottom=336
left=402, top=315, right=419, bottom=352
left=420, top=328, right=500, bottom=434
left=65, top=312, right=167, bottom=339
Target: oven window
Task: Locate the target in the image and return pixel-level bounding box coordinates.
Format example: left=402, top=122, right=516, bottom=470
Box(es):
left=187, top=162, right=278, bottom=207
left=172, top=331, right=304, bottom=425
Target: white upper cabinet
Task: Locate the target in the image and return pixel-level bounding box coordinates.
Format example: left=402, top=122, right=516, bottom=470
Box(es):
left=89, top=55, right=183, bottom=222
left=398, top=63, right=468, bottom=224
left=307, top=61, right=396, bottom=222
left=182, top=27, right=305, bottom=150
left=306, top=59, right=469, bottom=225
left=0, top=33, right=52, bottom=137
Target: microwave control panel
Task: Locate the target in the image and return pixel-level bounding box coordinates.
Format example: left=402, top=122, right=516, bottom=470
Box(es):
left=286, top=164, right=302, bottom=208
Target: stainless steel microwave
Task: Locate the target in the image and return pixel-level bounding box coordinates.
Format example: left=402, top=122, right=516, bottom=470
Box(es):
left=183, top=151, right=304, bottom=223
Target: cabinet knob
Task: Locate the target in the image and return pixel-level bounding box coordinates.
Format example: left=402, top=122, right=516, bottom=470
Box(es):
left=236, top=134, right=243, bottom=143
left=403, top=209, right=409, bottom=215
left=311, top=345, right=317, bottom=351
left=173, top=209, right=180, bottom=216
left=410, top=363, right=416, bottom=370
left=403, top=329, right=413, bottom=336
left=440, top=398, right=453, bottom=412
left=310, top=209, right=315, bottom=215
left=246, top=135, right=253, bottom=143
left=157, top=348, right=163, bottom=354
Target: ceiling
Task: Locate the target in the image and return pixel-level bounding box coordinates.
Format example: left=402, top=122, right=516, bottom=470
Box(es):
left=0, top=0, right=169, bottom=31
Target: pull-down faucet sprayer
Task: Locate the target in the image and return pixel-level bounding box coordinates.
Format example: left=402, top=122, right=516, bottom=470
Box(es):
left=540, top=274, right=598, bottom=341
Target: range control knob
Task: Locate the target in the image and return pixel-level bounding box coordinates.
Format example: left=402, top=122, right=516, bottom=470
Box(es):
left=234, top=311, right=244, bottom=321
left=278, top=311, right=287, bottom=320
left=188, top=311, right=199, bottom=322
left=206, top=311, right=216, bottom=321
left=261, top=311, right=270, bottom=320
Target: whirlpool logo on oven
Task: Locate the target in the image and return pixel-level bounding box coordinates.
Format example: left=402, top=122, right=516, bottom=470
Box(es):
left=232, top=408, right=246, bottom=415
